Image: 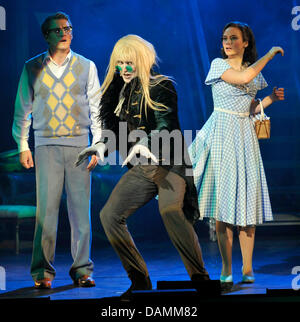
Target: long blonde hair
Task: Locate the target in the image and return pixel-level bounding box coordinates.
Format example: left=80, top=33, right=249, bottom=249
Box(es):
left=101, top=34, right=170, bottom=112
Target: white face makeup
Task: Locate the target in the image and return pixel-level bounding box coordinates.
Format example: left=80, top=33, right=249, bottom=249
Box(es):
left=116, top=60, right=137, bottom=83
left=222, top=27, right=248, bottom=58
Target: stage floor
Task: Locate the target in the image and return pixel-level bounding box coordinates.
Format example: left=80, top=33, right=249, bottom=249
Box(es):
left=0, top=225, right=300, bottom=319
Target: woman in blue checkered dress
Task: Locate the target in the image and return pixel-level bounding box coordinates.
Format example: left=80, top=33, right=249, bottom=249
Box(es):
left=189, top=22, right=284, bottom=285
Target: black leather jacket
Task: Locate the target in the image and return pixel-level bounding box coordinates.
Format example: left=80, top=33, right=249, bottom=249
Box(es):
left=99, top=73, right=200, bottom=223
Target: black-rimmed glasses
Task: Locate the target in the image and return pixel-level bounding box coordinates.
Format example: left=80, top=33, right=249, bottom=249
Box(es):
left=47, top=26, right=73, bottom=35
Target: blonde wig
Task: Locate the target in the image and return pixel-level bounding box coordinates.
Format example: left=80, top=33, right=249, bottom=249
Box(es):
left=101, top=34, right=170, bottom=112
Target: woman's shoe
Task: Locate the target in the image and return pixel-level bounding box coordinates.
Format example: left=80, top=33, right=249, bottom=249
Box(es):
left=220, top=274, right=233, bottom=290
left=242, top=274, right=255, bottom=283
left=220, top=274, right=233, bottom=283
left=220, top=275, right=233, bottom=291
left=241, top=267, right=255, bottom=283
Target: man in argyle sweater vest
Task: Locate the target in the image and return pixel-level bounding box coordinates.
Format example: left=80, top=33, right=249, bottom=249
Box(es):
left=12, top=12, right=101, bottom=289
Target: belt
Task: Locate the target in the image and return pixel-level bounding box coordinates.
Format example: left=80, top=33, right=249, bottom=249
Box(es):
left=214, top=107, right=250, bottom=117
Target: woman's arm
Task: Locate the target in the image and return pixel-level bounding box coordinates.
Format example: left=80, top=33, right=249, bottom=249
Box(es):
left=221, top=47, right=284, bottom=85
left=250, top=87, right=285, bottom=114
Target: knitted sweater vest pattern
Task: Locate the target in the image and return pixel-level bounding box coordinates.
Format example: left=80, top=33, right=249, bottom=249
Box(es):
left=26, top=52, right=91, bottom=147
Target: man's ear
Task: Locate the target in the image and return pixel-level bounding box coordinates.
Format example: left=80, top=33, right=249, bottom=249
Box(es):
left=43, top=34, right=49, bottom=44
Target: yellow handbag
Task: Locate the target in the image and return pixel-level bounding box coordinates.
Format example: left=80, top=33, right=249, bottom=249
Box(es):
left=253, top=99, right=271, bottom=139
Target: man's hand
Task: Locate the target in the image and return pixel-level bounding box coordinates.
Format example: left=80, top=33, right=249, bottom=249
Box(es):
left=75, top=142, right=106, bottom=167
left=87, top=154, right=98, bottom=171
left=19, top=150, right=34, bottom=169
left=122, top=144, right=158, bottom=167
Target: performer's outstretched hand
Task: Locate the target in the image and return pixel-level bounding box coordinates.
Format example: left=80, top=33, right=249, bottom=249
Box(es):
left=268, top=46, right=284, bottom=59
left=87, top=155, right=98, bottom=172
left=122, top=144, right=158, bottom=167
left=75, top=142, right=106, bottom=167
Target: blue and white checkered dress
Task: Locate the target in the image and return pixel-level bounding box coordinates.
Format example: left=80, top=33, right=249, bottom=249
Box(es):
left=189, top=58, right=273, bottom=226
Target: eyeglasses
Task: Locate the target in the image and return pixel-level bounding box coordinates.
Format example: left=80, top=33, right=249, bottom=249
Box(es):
left=47, top=26, right=73, bottom=35
left=115, top=65, right=134, bottom=73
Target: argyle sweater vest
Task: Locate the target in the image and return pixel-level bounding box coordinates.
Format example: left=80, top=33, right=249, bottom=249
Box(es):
left=25, top=52, right=91, bottom=147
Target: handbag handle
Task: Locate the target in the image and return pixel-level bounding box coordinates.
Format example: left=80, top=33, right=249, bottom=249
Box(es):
left=257, top=98, right=264, bottom=121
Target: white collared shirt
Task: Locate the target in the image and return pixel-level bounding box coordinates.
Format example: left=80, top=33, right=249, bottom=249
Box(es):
left=44, top=50, right=72, bottom=78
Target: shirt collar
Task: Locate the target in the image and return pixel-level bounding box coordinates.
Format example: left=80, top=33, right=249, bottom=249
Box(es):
left=43, top=50, right=72, bottom=66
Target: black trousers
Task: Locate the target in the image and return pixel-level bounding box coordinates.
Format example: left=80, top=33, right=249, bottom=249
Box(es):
left=100, top=165, right=208, bottom=279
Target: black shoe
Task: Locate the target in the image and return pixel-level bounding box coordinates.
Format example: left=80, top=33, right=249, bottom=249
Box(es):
left=191, top=273, right=211, bottom=282
left=74, top=275, right=96, bottom=287
left=34, top=278, right=52, bottom=289
left=120, top=270, right=152, bottom=302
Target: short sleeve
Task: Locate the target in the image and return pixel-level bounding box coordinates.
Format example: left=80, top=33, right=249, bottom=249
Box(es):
left=255, top=72, right=268, bottom=91
left=205, top=58, right=232, bottom=85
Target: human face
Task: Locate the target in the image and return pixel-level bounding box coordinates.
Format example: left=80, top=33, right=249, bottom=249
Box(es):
left=222, top=27, right=248, bottom=58
left=45, top=19, right=73, bottom=52
left=116, top=60, right=137, bottom=83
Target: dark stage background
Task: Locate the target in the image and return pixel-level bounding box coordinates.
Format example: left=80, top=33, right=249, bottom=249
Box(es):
left=0, top=0, right=299, bottom=246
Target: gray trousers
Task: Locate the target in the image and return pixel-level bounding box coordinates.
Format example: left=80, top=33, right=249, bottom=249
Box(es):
left=100, top=165, right=208, bottom=279
left=31, top=145, right=93, bottom=281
